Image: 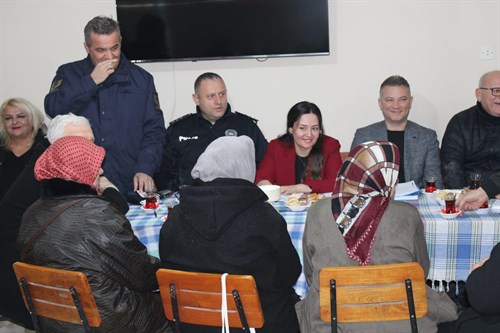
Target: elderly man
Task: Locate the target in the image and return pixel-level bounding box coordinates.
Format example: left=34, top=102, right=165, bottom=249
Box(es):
left=441, top=70, right=500, bottom=189
left=456, top=172, right=500, bottom=211
left=0, top=113, right=111, bottom=330
left=351, top=75, right=442, bottom=188
left=44, top=16, right=165, bottom=202
left=438, top=172, right=500, bottom=333
left=156, top=72, right=268, bottom=190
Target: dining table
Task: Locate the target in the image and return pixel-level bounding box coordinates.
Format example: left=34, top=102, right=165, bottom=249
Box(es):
left=127, top=192, right=500, bottom=299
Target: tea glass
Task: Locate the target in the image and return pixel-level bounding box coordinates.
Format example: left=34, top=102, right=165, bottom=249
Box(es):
left=469, top=172, right=482, bottom=190
left=424, top=176, right=437, bottom=193
left=444, top=192, right=456, bottom=214
left=144, top=191, right=158, bottom=209
left=469, top=172, right=488, bottom=208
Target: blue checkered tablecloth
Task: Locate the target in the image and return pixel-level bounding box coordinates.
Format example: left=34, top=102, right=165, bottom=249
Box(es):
left=127, top=197, right=179, bottom=258
left=417, top=194, right=500, bottom=283
left=127, top=193, right=500, bottom=299
left=126, top=196, right=310, bottom=297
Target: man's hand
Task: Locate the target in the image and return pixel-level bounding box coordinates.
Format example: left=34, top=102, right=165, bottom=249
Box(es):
left=134, top=172, right=156, bottom=193
left=456, top=187, right=488, bottom=212
left=90, top=59, right=118, bottom=85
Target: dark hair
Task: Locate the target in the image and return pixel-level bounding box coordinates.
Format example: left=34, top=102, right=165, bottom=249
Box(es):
left=194, top=72, right=224, bottom=92
left=278, top=101, right=324, bottom=180
left=84, top=16, right=121, bottom=46
left=379, top=75, right=411, bottom=97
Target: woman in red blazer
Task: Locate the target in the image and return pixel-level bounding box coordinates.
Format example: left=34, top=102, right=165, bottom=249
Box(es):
left=255, top=101, right=342, bottom=194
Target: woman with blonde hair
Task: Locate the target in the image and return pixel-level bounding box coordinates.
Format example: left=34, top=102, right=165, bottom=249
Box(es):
left=0, top=97, right=46, bottom=201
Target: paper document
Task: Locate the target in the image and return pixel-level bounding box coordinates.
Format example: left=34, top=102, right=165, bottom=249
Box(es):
left=394, top=181, right=420, bottom=201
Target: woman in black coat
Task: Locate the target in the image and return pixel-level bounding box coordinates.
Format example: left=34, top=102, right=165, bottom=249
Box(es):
left=16, top=136, right=167, bottom=333
left=159, top=135, right=302, bottom=333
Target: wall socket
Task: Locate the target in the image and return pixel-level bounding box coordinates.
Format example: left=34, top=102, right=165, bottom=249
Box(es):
left=480, top=47, right=495, bottom=60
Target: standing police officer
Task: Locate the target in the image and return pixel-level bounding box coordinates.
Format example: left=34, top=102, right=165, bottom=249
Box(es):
left=44, top=16, right=165, bottom=202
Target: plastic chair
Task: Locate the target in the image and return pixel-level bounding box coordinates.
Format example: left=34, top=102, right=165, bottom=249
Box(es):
left=319, top=262, right=428, bottom=333
left=12, top=261, right=101, bottom=333
left=156, top=268, right=264, bottom=332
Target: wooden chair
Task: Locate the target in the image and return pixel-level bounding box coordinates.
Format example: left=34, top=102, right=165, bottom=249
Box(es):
left=319, top=262, right=428, bottom=333
left=156, top=268, right=264, bottom=332
left=12, top=262, right=101, bottom=333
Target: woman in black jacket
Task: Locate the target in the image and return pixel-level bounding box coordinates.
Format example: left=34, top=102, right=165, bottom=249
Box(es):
left=16, top=136, right=168, bottom=333
left=159, top=135, right=302, bottom=333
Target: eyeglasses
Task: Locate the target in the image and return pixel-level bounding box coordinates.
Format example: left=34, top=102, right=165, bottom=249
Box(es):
left=479, top=87, right=500, bottom=96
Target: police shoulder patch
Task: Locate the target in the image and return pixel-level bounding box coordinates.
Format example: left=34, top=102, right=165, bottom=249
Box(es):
left=153, top=92, right=162, bottom=111
left=50, top=79, right=63, bottom=93
left=235, top=111, right=259, bottom=124
left=169, top=113, right=195, bottom=126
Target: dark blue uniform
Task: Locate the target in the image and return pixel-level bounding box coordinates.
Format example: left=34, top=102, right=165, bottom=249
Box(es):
left=155, top=104, right=267, bottom=190
left=44, top=54, right=166, bottom=198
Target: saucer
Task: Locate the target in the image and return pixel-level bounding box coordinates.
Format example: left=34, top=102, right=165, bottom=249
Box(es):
left=438, top=209, right=460, bottom=220
left=422, top=190, right=436, bottom=197
left=475, top=207, right=490, bottom=215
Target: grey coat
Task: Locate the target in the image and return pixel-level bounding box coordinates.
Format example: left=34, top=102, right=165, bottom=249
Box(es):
left=350, top=121, right=442, bottom=188
left=296, top=199, right=458, bottom=333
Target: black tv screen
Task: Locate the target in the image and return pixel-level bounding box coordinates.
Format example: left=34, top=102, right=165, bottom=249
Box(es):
left=116, top=0, right=330, bottom=62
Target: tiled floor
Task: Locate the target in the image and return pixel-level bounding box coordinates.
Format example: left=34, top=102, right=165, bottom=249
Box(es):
left=0, top=319, right=34, bottom=333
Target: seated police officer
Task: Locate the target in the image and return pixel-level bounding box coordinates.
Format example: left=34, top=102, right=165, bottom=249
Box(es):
left=155, top=72, right=268, bottom=191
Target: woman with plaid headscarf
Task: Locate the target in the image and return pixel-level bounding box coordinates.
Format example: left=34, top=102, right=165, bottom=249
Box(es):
left=296, top=141, right=458, bottom=333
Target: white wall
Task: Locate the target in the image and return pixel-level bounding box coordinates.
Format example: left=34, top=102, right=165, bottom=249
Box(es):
left=1, top=0, right=499, bottom=150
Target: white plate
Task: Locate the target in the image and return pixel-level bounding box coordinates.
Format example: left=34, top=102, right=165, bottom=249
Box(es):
left=438, top=209, right=461, bottom=219
left=286, top=204, right=310, bottom=212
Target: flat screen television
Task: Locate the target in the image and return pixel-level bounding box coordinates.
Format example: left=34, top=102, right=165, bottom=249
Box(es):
left=116, top=0, right=330, bottom=62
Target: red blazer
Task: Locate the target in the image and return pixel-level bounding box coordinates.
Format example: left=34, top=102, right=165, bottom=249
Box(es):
left=255, top=135, right=342, bottom=193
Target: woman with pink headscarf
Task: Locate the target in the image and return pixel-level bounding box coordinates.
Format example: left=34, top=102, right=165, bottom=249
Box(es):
left=16, top=136, right=168, bottom=333
left=295, top=141, right=457, bottom=333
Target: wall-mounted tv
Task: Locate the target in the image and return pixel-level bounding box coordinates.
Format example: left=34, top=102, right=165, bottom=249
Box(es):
left=116, top=0, right=330, bottom=62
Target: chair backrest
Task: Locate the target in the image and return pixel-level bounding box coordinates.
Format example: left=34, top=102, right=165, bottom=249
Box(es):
left=12, top=262, right=101, bottom=328
left=319, top=262, right=428, bottom=325
left=156, top=268, right=264, bottom=329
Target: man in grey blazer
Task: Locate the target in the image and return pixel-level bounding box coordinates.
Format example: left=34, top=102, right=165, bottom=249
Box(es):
left=351, top=75, right=442, bottom=188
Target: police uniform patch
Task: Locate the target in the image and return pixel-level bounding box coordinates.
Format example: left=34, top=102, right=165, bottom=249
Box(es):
left=169, top=113, right=196, bottom=126
left=153, top=92, right=162, bottom=111
left=225, top=129, right=237, bottom=137
left=50, top=79, right=63, bottom=93
left=235, top=111, right=258, bottom=124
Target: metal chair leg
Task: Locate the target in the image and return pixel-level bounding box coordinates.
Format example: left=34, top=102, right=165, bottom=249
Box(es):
left=330, top=279, right=337, bottom=333
left=169, top=283, right=181, bottom=333
left=405, top=279, right=418, bottom=333
left=20, top=277, right=42, bottom=333
left=69, top=286, right=91, bottom=333
left=232, top=289, right=250, bottom=331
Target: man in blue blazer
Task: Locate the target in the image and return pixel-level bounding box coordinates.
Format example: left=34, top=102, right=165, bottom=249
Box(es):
left=350, top=75, right=442, bottom=189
